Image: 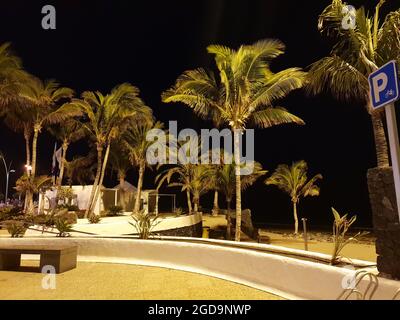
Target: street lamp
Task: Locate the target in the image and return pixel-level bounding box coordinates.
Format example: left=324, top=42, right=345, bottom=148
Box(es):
left=1, top=153, right=15, bottom=203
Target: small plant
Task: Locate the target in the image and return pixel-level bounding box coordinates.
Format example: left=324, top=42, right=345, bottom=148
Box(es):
left=4, top=220, right=27, bottom=238
left=54, top=218, right=72, bottom=237
left=88, top=214, right=101, bottom=224
left=107, top=205, right=123, bottom=217
left=331, top=207, right=368, bottom=265
left=174, top=207, right=183, bottom=217
left=129, top=211, right=160, bottom=239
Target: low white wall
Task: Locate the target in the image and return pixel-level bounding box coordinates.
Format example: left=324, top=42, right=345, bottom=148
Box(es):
left=1, top=237, right=399, bottom=300
left=26, top=213, right=202, bottom=236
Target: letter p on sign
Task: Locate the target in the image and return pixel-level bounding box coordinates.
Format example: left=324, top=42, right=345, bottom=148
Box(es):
left=368, top=60, right=399, bottom=110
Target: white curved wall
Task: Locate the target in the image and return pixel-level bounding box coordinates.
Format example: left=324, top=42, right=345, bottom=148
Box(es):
left=1, top=237, right=399, bottom=300
left=26, top=213, right=202, bottom=236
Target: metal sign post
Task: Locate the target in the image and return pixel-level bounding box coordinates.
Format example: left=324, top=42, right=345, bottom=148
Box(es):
left=368, top=61, right=400, bottom=222
left=385, top=103, right=400, bottom=222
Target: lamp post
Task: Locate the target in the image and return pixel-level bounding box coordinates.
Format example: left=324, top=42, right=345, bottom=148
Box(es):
left=1, top=153, right=15, bottom=203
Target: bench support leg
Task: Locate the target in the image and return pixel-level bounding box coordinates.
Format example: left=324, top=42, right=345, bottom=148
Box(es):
left=0, top=253, right=21, bottom=270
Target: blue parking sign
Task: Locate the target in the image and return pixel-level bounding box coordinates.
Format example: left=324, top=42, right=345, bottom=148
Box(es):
left=368, top=60, right=399, bottom=110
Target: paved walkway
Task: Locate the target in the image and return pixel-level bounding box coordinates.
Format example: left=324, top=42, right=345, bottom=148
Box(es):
left=0, top=262, right=283, bottom=300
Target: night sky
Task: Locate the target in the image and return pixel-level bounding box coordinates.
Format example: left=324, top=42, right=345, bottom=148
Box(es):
left=0, top=0, right=399, bottom=229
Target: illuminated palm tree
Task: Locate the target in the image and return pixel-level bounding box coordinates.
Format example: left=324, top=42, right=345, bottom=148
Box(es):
left=16, top=76, right=78, bottom=213
left=48, top=119, right=86, bottom=186
left=265, top=160, right=322, bottom=234
left=123, top=120, right=163, bottom=214
left=17, top=76, right=77, bottom=177
left=162, top=39, right=305, bottom=240
left=70, top=83, right=152, bottom=216
left=307, top=0, right=400, bottom=168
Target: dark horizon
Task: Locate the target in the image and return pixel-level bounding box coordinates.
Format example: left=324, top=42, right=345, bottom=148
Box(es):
left=0, top=0, right=399, bottom=228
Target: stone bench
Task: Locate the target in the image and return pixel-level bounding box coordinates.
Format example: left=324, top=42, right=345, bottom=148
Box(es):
left=0, top=245, right=77, bottom=274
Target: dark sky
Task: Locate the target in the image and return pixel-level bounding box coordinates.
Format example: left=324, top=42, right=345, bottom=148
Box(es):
left=0, top=0, right=399, bottom=228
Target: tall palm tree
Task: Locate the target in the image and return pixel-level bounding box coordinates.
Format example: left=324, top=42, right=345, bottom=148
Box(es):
left=48, top=119, right=86, bottom=186
left=16, top=76, right=78, bottom=213
left=17, top=76, right=77, bottom=177
left=307, top=0, right=400, bottom=168
left=70, top=83, right=152, bottom=216
left=162, top=39, right=305, bottom=240
left=123, top=120, right=163, bottom=214
left=265, top=160, right=322, bottom=234
left=208, top=160, right=266, bottom=239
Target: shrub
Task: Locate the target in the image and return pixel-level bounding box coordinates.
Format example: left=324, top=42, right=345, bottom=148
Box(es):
left=107, top=205, right=123, bottom=217
left=54, top=209, right=78, bottom=225
left=32, top=214, right=55, bottom=227
left=129, top=211, right=160, bottom=239
left=4, top=220, right=27, bottom=238
left=88, top=214, right=101, bottom=224
left=331, top=207, right=368, bottom=265
left=174, top=207, right=183, bottom=217
left=0, top=206, right=23, bottom=221
left=54, top=218, right=72, bottom=237
left=76, top=210, right=85, bottom=219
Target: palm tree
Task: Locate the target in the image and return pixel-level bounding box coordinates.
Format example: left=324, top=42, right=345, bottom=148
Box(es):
left=162, top=39, right=305, bottom=240
left=70, top=83, right=152, bottom=216
left=156, top=163, right=210, bottom=213
left=265, top=160, right=322, bottom=234
left=17, top=76, right=77, bottom=177
left=122, top=120, right=162, bottom=214
left=64, top=154, right=96, bottom=187
left=15, top=76, right=78, bottom=213
left=109, top=141, right=131, bottom=187
left=0, top=42, right=23, bottom=108
left=48, top=119, right=86, bottom=186
left=208, top=160, right=266, bottom=239
left=306, top=0, right=400, bottom=168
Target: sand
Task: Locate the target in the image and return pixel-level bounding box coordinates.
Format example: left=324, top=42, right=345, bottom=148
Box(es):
left=0, top=262, right=283, bottom=300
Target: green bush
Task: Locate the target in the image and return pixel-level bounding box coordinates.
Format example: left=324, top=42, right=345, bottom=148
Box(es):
left=107, top=205, right=123, bottom=217
left=88, top=214, right=101, bottom=224
left=32, top=214, right=55, bottom=227
left=54, top=218, right=72, bottom=237
left=129, top=211, right=160, bottom=239
left=4, top=220, right=27, bottom=238
left=54, top=209, right=78, bottom=225
left=0, top=206, right=23, bottom=221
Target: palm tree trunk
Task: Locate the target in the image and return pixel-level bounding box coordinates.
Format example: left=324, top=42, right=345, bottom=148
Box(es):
left=85, top=144, right=103, bottom=217
left=31, top=124, right=40, bottom=178
left=26, top=124, right=40, bottom=213
left=24, top=128, right=31, bottom=176
left=90, top=143, right=111, bottom=215
left=133, top=162, right=145, bottom=214
left=23, top=129, right=32, bottom=213
left=233, top=129, right=242, bottom=242
left=293, top=201, right=299, bottom=234
left=186, top=189, right=192, bottom=213
left=212, top=190, right=219, bottom=215
left=119, top=173, right=126, bottom=211
left=57, top=142, right=68, bottom=187
left=226, top=199, right=232, bottom=240
left=371, top=111, right=389, bottom=168
left=193, top=192, right=199, bottom=213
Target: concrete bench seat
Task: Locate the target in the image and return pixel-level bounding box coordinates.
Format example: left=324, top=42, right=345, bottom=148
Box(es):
left=0, top=245, right=77, bottom=273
